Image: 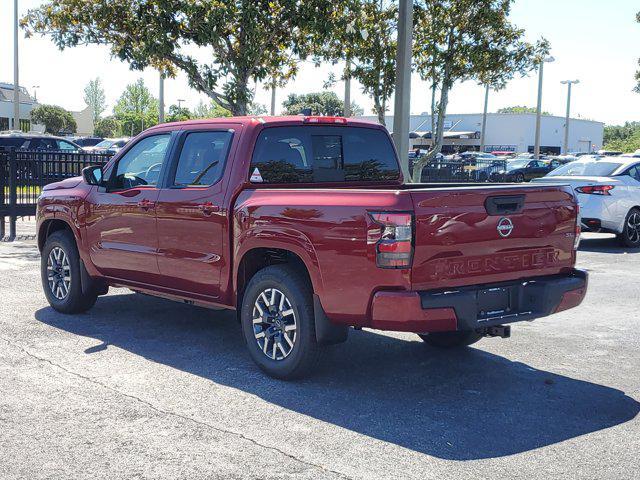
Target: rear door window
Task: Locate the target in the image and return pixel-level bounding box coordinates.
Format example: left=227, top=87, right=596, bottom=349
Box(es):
left=250, top=126, right=399, bottom=184
left=172, top=131, right=233, bottom=187
left=626, top=165, right=640, bottom=182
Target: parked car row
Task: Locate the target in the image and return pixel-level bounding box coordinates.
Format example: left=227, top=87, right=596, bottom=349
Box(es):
left=0, top=131, right=130, bottom=154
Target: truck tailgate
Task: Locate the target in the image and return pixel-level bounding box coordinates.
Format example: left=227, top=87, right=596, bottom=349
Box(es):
left=408, top=185, right=578, bottom=291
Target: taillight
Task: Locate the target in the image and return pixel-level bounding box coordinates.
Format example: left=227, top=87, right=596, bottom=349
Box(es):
left=575, top=185, right=614, bottom=195
left=369, top=212, right=413, bottom=268
left=303, top=116, right=348, bottom=124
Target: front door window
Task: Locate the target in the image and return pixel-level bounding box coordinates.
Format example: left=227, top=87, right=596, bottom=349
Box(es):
left=110, top=134, right=170, bottom=190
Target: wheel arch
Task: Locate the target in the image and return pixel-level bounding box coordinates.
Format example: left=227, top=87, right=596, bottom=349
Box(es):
left=235, top=246, right=317, bottom=308
left=38, top=218, right=76, bottom=252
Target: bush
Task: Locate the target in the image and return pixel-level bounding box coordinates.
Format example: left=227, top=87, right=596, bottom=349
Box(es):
left=94, top=117, right=120, bottom=137
left=30, top=104, right=77, bottom=134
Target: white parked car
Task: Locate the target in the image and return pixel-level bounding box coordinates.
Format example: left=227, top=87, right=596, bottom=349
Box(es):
left=532, top=156, right=640, bottom=247
left=83, top=137, right=129, bottom=155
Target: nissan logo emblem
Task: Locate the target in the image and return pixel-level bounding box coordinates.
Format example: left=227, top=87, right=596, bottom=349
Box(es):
left=497, top=217, right=514, bottom=238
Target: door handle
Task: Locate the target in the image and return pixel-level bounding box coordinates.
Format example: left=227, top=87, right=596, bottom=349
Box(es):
left=198, top=202, right=220, bottom=216
left=137, top=199, right=155, bottom=210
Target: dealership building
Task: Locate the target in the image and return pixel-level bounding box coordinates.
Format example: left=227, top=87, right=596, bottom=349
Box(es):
left=362, top=113, right=604, bottom=155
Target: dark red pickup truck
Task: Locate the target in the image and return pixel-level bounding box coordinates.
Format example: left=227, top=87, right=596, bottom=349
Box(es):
left=37, top=116, right=587, bottom=378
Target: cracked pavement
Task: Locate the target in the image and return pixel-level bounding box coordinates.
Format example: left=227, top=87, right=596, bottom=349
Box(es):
left=0, top=231, right=639, bottom=479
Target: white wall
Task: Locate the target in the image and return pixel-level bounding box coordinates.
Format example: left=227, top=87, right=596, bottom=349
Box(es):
left=362, top=113, right=604, bottom=153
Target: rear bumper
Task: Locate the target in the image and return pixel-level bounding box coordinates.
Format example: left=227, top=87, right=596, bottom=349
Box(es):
left=370, top=269, right=588, bottom=333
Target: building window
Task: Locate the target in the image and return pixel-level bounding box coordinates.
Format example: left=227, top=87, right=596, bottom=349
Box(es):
left=19, top=119, right=30, bottom=132
left=0, top=117, right=9, bottom=131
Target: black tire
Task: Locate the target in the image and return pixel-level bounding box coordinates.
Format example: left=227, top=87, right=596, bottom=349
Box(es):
left=240, top=264, right=321, bottom=380
left=418, top=330, right=483, bottom=349
left=515, top=173, right=525, bottom=183
left=41, top=230, right=98, bottom=314
left=617, top=208, right=640, bottom=248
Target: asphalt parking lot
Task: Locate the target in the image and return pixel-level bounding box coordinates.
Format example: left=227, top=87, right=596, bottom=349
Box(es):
left=0, top=231, right=638, bottom=479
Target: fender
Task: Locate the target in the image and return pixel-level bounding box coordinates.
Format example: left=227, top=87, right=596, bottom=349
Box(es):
left=233, top=225, right=324, bottom=303
left=37, top=197, right=100, bottom=277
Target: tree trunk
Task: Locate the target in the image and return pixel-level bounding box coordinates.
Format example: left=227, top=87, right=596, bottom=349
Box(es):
left=412, top=80, right=451, bottom=183
left=378, top=107, right=386, bottom=126
left=374, top=96, right=386, bottom=126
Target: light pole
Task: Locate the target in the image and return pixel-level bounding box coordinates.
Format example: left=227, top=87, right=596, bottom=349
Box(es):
left=270, top=83, right=276, bottom=116
left=533, top=56, right=555, bottom=159
left=158, top=74, right=165, bottom=123
left=177, top=99, right=185, bottom=110
left=344, top=60, right=351, bottom=117
left=392, top=0, right=414, bottom=182
left=13, top=0, right=20, bottom=131
left=479, top=84, right=490, bottom=153
left=32, top=85, right=40, bottom=103
left=561, top=79, right=579, bottom=154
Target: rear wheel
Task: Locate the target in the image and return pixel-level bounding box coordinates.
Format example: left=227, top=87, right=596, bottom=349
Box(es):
left=240, top=265, right=321, bottom=379
left=617, top=208, right=640, bottom=248
left=515, top=173, right=525, bottom=183
left=41, top=230, right=98, bottom=314
left=418, top=330, right=483, bottom=348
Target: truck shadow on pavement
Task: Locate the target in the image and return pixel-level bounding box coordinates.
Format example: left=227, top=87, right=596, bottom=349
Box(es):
left=35, top=293, right=639, bottom=461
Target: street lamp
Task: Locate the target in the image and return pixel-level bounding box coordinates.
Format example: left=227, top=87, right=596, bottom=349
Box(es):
left=392, top=0, right=414, bottom=181
left=177, top=99, right=185, bottom=109
left=533, top=56, right=555, bottom=159
left=560, top=79, right=580, bottom=154
left=480, top=84, right=490, bottom=153
left=13, top=0, right=20, bottom=132
left=158, top=74, right=165, bottom=123
left=32, top=85, right=40, bottom=102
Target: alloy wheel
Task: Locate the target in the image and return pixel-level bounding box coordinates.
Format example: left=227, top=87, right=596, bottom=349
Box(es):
left=47, top=246, right=71, bottom=300
left=627, top=212, right=640, bottom=244
left=252, top=288, right=297, bottom=361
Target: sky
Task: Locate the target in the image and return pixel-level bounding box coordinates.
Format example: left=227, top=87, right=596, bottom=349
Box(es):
left=1, top=0, right=639, bottom=125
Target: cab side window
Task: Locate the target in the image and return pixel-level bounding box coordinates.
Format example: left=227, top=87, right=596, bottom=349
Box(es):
left=110, top=134, right=170, bottom=190
left=173, top=131, right=233, bottom=187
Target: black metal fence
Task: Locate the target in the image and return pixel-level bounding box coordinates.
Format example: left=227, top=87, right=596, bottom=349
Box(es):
left=0, top=149, right=112, bottom=240
left=413, top=158, right=509, bottom=183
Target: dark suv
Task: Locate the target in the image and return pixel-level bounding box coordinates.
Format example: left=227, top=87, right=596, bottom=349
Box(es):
left=0, top=133, right=82, bottom=152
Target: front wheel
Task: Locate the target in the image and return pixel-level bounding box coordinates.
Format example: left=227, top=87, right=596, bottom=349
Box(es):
left=240, top=265, right=321, bottom=379
left=418, top=330, right=483, bottom=348
left=41, top=230, right=98, bottom=314
left=617, top=208, right=640, bottom=248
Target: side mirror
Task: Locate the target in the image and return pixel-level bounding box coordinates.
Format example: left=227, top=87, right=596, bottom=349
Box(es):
left=82, top=165, right=104, bottom=186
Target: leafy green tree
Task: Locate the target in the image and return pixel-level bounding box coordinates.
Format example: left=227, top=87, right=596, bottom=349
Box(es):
left=83, top=77, right=106, bottom=126
left=411, top=0, right=549, bottom=182
left=248, top=102, right=268, bottom=116
left=94, top=116, right=120, bottom=138
left=604, top=121, right=640, bottom=152
left=316, top=0, right=398, bottom=125
left=22, top=0, right=343, bottom=116
left=166, top=105, right=192, bottom=122
left=282, top=92, right=363, bottom=116
left=497, top=105, right=551, bottom=115
left=193, top=100, right=232, bottom=119
left=30, top=104, right=77, bottom=134
left=113, top=79, right=159, bottom=136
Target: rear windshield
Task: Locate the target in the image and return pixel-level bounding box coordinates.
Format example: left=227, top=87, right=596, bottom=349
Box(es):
left=546, top=160, right=621, bottom=177
left=250, top=126, right=400, bottom=183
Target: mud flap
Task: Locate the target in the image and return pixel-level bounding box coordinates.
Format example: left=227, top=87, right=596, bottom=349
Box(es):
left=314, top=294, right=348, bottom=345
left=80, top=260, right=109, bottom=296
